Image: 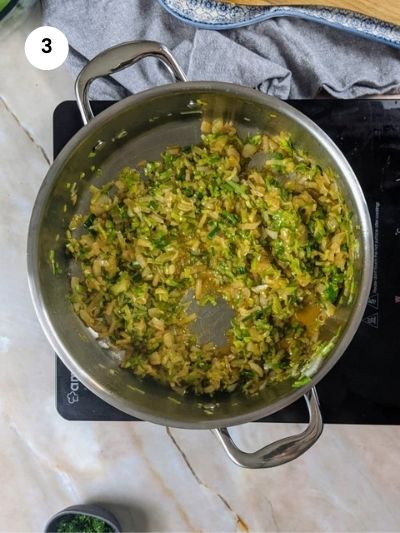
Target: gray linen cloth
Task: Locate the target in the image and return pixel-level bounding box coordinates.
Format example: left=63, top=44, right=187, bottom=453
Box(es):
left=43, top=0, right=400, bottom=100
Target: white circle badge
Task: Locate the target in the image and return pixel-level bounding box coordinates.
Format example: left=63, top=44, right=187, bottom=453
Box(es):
left=25, top=26, right=69, bottom=71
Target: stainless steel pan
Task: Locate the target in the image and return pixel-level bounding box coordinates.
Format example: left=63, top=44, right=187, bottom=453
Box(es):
left=27, top=41, right=373, bottom=468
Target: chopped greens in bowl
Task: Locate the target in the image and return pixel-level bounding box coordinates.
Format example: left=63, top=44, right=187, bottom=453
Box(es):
left=66, top=119, right=355, bottom=396
left=54, top=514, right=114, bottom=533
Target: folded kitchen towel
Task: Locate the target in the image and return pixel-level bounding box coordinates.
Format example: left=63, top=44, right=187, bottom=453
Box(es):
left=42, top=0, right=400, bottom=100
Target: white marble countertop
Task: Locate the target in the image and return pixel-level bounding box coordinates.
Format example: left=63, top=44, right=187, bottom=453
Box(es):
left=1, top=6, right=400, bottom=533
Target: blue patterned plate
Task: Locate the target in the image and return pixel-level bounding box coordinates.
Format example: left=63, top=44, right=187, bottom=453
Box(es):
left=158, top=0, right=400, bottom=49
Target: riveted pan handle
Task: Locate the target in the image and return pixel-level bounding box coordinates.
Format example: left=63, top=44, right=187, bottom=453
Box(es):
left=75, top=40, right=188, bottom=125
left=213, top=388, right=323, bottom=469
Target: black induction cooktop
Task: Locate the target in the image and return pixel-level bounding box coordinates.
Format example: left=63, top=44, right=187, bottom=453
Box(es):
left=54, top=99, right=400, bottom=424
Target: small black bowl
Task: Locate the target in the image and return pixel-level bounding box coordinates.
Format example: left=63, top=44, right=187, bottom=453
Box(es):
left=45, top=504, right=122, bottom=533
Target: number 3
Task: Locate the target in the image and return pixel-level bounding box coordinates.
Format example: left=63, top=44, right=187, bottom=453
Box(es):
left=42, top=38, right=52, bottom=53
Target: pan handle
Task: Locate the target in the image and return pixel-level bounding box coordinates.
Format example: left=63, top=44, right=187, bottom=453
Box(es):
left=75, top=41, right=188, bottom=125
left=212, top=387, right=323, bottom=469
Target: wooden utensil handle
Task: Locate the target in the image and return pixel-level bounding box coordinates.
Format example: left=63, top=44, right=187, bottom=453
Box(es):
left=219, top=0, right=400, bottom=27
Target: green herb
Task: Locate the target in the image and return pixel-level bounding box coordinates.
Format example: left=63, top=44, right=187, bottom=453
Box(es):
left=221, top=211, right=239, bottom=225
left=128, top=261, right=142, bottom=282
left=248, top=134, right=262, bottom=145
left=182, top=186, right=194, bottom=197
left=224, top=181, right=245, bottom=195
left=48, top=249, right=62, bottom=275
left=293, top=376, right=311, bottom=388
left=55, top=514, right=114, bottom=533
left=207, top=222, right=219, bottom=239
left=83, top=214, right=96, bottom=228
left=154, top=235, right=168, bottom=249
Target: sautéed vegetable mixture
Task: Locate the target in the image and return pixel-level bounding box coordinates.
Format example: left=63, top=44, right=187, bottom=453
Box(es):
left=66, top=119, right=355, bottom=395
